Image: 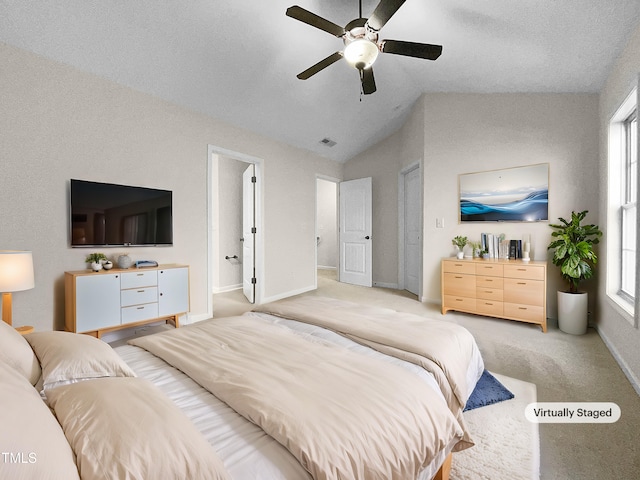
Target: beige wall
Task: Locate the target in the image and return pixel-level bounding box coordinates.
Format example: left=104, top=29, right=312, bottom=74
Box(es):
left=597, top=21, right=640, bottom=392
left=0, top=43, right=342, bottom=330
left=345, top=93, right=600, bottom=311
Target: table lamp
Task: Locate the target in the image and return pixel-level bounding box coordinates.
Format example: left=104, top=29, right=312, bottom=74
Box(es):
left=0, top=250, right=35, bottom=325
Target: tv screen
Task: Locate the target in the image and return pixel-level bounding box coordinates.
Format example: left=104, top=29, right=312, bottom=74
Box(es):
left=70, top=179, right=173, bottom=247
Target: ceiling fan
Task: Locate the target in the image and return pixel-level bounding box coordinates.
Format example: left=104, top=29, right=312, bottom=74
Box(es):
left=286, top=0, right=442, bottom=95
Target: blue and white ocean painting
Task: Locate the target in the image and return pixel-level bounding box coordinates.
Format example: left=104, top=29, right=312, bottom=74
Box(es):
left=459, top=164, right=549, bottom=222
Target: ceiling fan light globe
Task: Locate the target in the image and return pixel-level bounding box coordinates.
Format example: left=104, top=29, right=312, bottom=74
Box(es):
left=344, top=38, right=379, bottom=69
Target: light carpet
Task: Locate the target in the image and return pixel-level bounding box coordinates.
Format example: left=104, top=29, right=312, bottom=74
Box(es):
left=451, top=373, right=540, bottom=480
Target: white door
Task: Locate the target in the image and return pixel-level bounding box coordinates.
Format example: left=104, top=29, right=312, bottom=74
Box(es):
left=242, top=164, right=256, bottom=303
left=404, top=167, right=421, bottom=295
left=339, top=177, right=372, bottom=287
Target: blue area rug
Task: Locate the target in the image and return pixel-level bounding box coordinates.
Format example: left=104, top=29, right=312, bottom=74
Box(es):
left=464, top=370, right=515, bottom=411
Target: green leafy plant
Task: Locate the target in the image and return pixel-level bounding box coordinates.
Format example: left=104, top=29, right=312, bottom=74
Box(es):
left=547, top=210, right=602, bottom=293
left=85, top=252, right=107, bottom=264
left=452, top=236, right=468, bottom=249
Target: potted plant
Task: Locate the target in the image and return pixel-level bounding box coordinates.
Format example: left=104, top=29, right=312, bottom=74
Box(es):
left=469, top=241, right=483, bottom=258
left=452, top=236, right=468, bottom=259
left=547, top=210, right=602, bottom=334
left=85, top=252, right=108, bottom=272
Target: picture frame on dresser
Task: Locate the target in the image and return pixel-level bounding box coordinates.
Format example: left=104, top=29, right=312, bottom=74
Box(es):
left=458, top=163, right=549, bottom=222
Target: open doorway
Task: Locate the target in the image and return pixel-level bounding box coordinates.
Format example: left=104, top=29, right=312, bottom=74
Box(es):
left=399, top=162, right=422, bottom=299
left=316, top=177, right=339, bottom=282
left=209, top=146, right=263, bottom=317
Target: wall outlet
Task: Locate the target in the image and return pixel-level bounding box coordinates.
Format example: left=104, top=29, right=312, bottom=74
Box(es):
left=436, top=218, right=444, bottom=228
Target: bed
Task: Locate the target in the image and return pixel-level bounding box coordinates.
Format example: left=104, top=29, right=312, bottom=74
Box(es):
left=0, top=296, right=484, bottom=480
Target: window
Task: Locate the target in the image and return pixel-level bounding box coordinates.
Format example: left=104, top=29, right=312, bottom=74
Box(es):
left=607, top=88, right=637, bottom=322
left=621, top=111, right=637, bottom=302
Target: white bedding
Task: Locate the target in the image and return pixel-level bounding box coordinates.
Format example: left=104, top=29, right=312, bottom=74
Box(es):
left=115, top=313, right=484, bottom=479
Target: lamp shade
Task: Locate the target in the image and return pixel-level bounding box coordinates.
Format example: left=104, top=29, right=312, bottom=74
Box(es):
left=0, top=251, right=35, bottom=292
left=343, top=38, right=379, bottom=70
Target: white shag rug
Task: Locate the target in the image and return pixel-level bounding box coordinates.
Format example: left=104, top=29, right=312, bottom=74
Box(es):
left=451, top=373, right=540, bottom=480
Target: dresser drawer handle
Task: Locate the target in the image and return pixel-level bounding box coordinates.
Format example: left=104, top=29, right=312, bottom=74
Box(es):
left=137, top=290, right=145, bottom=293
left=485, top=290, right=493, bottom=293
left=454, top=276, right=463, bottom=279
left=137, top=306, right=145, bottom=310
left=517, top=268, right=526, bottom=271
left=518, top=307, right=528, bottom=310
left=517, top=282, right=527, bottom=285
left=485, top=279, right=493, bottom=282
left=485, top=302, right=493, bottom=306
left=454, top=263, right=463, bottom=267
left=137, top=273, right=144, bottom=276
left=455, top=298, right=464, bottom=302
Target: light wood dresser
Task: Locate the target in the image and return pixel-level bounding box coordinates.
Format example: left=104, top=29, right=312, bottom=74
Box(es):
left=441, top=257, right=547, bottom=332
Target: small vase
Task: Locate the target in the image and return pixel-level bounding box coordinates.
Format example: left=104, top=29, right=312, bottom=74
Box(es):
left=456, top=249, right=464, bottom=259
left=117, top=255, right=132, bottom=269
left=90, top=262, right=102, bottom=272
left=103, top=260, right=113, bottom=270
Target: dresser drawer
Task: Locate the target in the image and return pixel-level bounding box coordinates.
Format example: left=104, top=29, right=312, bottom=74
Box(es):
left=443, top=272, right=476, bottom=297
left=121, top=271, right=158, bottom=289
left=443, top=295, right=476, bottom=311
left=476, top=275, right=504, bottom=289
left=121, top=302, right=159, bottom=324
left=121, top=287, right=158, bottom=307
left=476, top=299, right=504, bottom=317
left=475, top=263, right=504, bottom=277
left=477, top=287, right=503, bottom=301
left=504, top=303, right=544, bottom=323
left=504, top=278, right=544, bottom=306
left=442, top=261, right=476, bottom=275
left=503, top=264, right=545, bottom=281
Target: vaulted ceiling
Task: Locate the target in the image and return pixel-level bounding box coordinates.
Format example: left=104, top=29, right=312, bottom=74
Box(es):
left=2, top=1, right=639, bottom=162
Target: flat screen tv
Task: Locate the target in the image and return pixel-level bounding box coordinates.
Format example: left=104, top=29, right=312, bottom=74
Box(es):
left=70, top=179, right=173, bottom=247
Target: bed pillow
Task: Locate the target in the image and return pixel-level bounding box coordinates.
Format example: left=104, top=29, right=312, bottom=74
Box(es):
left=47, top=377, right=231, bottom=480
left=0, top=320, right=41, bottom=385
left=0, top=362, right=80, bottom=480
left=25, top=331, right=136, bottom=390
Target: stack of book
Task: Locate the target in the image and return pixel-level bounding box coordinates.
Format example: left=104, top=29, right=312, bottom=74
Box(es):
left=480, top=233, right=527, bottom=260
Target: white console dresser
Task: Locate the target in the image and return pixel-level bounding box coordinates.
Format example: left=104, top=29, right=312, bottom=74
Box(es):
left=65, top=264, right=189, bottom=338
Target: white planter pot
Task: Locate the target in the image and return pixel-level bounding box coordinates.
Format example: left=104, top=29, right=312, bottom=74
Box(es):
left=90, top=262, right=102, bottom=272
left=557, top=291, right=588, bottom=335
left=456, top=251, right=464, bottom=259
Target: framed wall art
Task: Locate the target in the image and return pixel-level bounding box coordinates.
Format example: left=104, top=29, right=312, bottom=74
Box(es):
left=459, top=163, right=549, bottom=222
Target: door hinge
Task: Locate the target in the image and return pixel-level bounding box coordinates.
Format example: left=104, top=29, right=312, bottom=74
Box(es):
left=251, top=277, right=257, bottom=284
left=251, top=227, right=257, bottom=234
left=251, top=176, right=257, bottom=183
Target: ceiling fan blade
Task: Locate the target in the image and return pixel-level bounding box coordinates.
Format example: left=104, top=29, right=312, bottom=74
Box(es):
left=286, top=6, right=345, bottom=37
left=381, top=39, right=442, bottom=60
left=297, top=52, right=343, bottom=80
left=360, top=67, right=376, bottom=95
left=367, top=0, right=407, bottom=31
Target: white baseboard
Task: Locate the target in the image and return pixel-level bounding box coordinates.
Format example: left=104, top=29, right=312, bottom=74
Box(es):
left=212, top=284, right=242, bottom=294
left=317, top=265, right=337, bottom=270
left=596, top=325, right=640, bottom=396
left=373, top=281, right=399, bottom=289
left=260, top=285, right=316, bottom=304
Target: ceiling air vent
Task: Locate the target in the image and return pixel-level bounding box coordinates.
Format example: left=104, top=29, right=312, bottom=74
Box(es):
left=319, top=137, right=337, bottom=147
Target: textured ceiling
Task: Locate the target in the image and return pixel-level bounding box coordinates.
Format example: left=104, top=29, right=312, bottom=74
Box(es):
left=1, top=0, right=639, bottom=162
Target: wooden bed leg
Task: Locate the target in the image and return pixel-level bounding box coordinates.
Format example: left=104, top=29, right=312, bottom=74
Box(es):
left=432, top=453, right=452, bottom=480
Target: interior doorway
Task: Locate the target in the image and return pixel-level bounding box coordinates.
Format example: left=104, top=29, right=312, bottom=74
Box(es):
left=208, top=146, right=263, bottom=316
left=316, top=177, right=339, bottom=281
left=399, top=163, right=422, bottom=298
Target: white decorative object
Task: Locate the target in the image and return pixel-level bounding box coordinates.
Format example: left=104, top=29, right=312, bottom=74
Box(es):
left=103, top=260, right=113, bottom=270
left=90, top=262, right=102, bottom=272
left=557, top=291, right=588, bottom=335
left=117, top=254, right=132, bottom=269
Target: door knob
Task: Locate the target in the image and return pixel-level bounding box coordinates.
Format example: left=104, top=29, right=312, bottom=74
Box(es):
left=365, top=236, right=370, bottom=240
